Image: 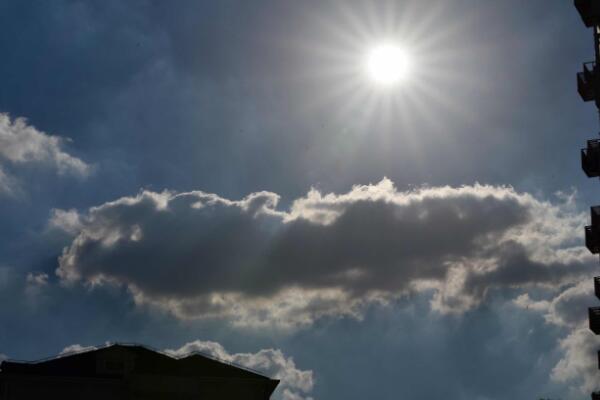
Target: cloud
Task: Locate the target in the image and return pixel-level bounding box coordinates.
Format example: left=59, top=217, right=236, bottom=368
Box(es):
left=551, top=327, right=600, bottom=394
left=0, top=113, right=90, bottom=195
left=515, top=280, right=592, bottom=328
left=165, top=340, right=314, bottom=400
left=53, top=179, right=593, bottom=328
left=48, top=209, right=84, bottom=235
left=60, top=343, right=98, bottom=355
left=26, top=272, right=49, bottom=287
left=515, top=280, right=600, bottom=394
left=0, top=166, right=20, bottom=196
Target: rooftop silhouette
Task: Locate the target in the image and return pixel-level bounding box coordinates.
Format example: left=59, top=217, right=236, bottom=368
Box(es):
left=0, top=343, right=279, bottom=399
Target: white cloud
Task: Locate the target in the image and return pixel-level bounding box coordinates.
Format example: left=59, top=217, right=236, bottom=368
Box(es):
left=0, top=113, right=90, bottom=196
left=515, top=279, right=600, bottom=395
left=48, top=208, right=83, bottom=235
left=165, top=340, right=314, bottom=400
left=0, top=113, right=89, bottom=175
left=53, top=179, right=594, bottom=329
left=551, top=327, right=600, bottom=394
left=513, top=293, right=551, bottom=313
left=60, top=343, right=98, bottom=355
left=515, top=280, right=592, bottom=328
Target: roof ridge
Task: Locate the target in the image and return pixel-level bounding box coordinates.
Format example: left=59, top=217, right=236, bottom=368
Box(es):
left=1, top=342, right=269, bottom=378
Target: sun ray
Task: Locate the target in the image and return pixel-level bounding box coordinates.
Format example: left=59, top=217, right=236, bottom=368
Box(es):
left=271, top=0, right=487, bottom=173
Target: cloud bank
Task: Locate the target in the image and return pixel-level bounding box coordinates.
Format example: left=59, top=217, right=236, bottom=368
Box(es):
left=53, top=179, right=593, bottom=329
left=166, top=340, right=314, bottom=400
left=0, top=113, right=90, bottom=195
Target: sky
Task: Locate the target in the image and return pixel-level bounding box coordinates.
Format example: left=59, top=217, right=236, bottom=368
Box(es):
left=1, top=1, right=599, bottom=399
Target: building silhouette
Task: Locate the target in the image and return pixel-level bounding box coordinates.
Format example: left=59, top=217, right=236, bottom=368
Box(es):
left=0, top=343, right=279, bottom=400
left=575, top=1, right=600, bottom=399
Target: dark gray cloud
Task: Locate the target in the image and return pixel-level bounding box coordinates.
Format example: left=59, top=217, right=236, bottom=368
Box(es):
left=54, top=179, right=593, bottom=328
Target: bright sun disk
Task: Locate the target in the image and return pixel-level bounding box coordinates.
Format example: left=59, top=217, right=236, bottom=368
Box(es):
left=367, top=44, right=411, bottom=85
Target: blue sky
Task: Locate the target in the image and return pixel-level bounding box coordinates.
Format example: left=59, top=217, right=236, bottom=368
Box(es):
left=1, top=1, right=599, bottom=399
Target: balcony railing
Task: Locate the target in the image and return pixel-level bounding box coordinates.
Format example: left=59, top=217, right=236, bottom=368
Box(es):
left=583, top=139, right=600, bottom=177
left=578, top=62, right=597, bottom=102
left=586, top=226, right=600, bottom=254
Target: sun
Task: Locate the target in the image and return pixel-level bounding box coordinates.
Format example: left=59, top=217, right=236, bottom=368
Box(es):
left=366, top=44, right=412, bottom=85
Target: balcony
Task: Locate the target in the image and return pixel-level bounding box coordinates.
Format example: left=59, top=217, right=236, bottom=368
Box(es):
left=586, top=225, right=600, bottom=253
left=578, top=62, right=596, bottom=102
left=586, top=207, right=600, bottom=254
left=590, top=307, right=600, bottom=334
left=582, top=139, right=600, bottom=177
left=575, top=0, right=600, bottom=27
left=591, top=308, right=600, bottom=335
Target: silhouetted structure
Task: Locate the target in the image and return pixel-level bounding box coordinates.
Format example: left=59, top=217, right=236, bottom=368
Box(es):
left=578, top=62, right=596, bottom=102
left=576, top=0, right=600, bottom=27
left=575, top=1, right=600, bottom=399
left=586, top=207, right=600, bottom=253
left=0, top=343, right=279, bottom=400
left=582, top=139, right=600, bottom=177
left=590, top=307, right=600, bottom=334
